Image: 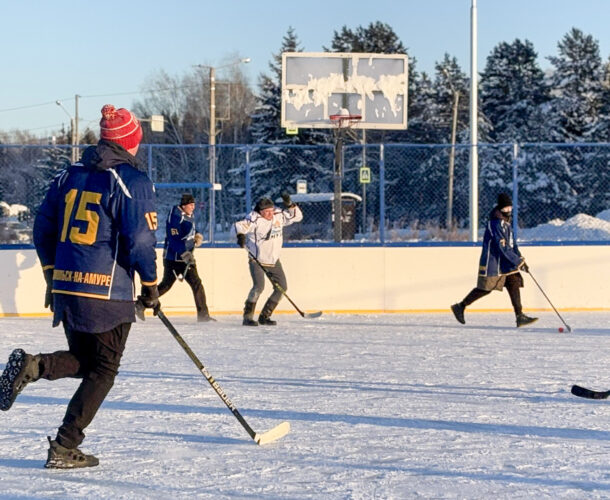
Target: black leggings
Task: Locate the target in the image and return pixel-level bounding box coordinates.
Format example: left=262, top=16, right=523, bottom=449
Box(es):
left=462, top=274, right=523, bottom=316
left=38, top=323, right=130, bottom=449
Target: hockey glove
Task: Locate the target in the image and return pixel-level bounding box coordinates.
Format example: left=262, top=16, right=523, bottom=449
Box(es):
left=281, top=191, right=295, bottom=208
left=194, top=233, right=204, bottom=247
left=180, top=251, right=196, bottom=266
left=236, top=233, right=246, bottom=248
left=43, top=268, right=54, bottom=312
left=136, top=284, right=160, bottom=317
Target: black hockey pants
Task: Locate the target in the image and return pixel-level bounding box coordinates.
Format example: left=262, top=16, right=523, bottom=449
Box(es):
left=158, top=259, right=210, bottom=318
left=38, top=323, right=130, bottom=449
left=461, top=273, right=523, bottom=316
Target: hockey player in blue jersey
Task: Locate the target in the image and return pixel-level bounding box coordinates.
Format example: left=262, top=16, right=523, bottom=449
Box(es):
left=0, top=105, right=159, bottom=468
left=451, top=193, right=537, bottom=328
left=157, top=193, right=215, bottom=322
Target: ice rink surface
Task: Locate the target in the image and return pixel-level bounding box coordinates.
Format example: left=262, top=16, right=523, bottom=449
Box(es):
left=0, top=311, right=608, bottom=499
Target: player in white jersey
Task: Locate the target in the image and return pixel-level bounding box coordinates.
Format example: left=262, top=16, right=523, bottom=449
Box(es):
left=234, top=194, right=303, bottom=326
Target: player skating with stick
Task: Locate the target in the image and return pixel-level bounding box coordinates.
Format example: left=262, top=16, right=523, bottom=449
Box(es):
left=451, top=193, right=538, bottom=328
left=0, top=105, right=159, bottom=468
left=234, top=193, right=303, bottom=326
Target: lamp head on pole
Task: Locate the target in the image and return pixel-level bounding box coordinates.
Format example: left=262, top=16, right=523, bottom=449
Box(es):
left=194, top=57, right=251, bottom=72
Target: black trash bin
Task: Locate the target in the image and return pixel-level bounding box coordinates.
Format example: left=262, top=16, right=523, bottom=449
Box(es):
left=340, top=198, right=357, bottom=240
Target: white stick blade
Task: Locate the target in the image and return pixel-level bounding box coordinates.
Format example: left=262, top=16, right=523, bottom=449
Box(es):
left=255, top=421, right=291, bottom=445
left=305, top=311, right=322, bottom=319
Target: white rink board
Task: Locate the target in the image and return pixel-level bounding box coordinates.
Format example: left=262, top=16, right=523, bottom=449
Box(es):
left=1, top=245, right=608, bottom=316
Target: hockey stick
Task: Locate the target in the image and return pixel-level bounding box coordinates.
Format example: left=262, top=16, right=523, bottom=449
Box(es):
left=571, top=384, right=610, bottom=400
left=525, top=269, right=572, bottom=332
left=157, top=309, right=290, bottom=444
left=246, top=250, right=322, bottom=319
left=173, top=262, right=191, bottom=282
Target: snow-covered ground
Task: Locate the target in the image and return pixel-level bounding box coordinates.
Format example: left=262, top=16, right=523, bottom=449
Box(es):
left=520, top=209, right=610, bottom=241
left=0, top=311, right=608, bottom=499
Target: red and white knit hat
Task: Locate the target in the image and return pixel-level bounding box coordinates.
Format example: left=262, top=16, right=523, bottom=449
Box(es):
left=99, top=104, right=143, bottom=150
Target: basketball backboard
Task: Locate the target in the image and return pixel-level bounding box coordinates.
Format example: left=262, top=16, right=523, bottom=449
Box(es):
left=281, top=52, right=408, bottom=130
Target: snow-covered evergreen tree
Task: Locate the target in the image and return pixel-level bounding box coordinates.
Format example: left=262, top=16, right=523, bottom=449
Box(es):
left=529, top=28, right=608, bottom=223
left=247, top=27, right=333, bottom=213
left=547, top=28, right=604, bottom=142
left=480, top=39, right=548, bottom=143
left=395, top=55, right=473, bottom=227
left=327, top=21, right=406, bottom=54
left=251, top=27, right=329, bottom=147
left=477, top=40, right=549, bottom=226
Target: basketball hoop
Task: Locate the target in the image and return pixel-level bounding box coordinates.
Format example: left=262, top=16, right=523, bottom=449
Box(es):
left=329, top=113, right=362, bottom=129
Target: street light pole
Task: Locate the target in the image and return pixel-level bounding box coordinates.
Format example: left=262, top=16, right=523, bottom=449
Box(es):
left=209, top=65, right=216, bottom=243
left=469, top=0, right=479, bottom=241
left=195, top=58, right=250, bottom=242
left=56, top=100, right=76, bottom=163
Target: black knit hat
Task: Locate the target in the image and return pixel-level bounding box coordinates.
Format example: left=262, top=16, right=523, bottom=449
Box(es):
left=497, top=193, right=512, bottom=210
left=255, top=197, right=274, bottom=212
left=180, top=193, right=195, bottom=206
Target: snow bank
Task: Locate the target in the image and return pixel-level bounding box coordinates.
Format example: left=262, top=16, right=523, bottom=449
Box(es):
left=0, top=201, right=29, bottom=218
left=519, top=210, right=610, bottom=241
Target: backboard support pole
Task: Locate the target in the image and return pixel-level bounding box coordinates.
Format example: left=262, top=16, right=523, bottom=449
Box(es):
left=333, top=128, right=344, bottom=242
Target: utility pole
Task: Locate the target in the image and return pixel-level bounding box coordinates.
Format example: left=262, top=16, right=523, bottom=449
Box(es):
left=74, top=94, right=80, bottom=161
left=195, top=58, right=250, bottom=242
left=445, top=76, right=460, bottom=230
left=56, top=100, right=76, bottom=163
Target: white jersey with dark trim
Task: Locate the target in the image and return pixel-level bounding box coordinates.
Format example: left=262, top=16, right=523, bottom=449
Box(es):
left=234, top=205, right=302, bottom=265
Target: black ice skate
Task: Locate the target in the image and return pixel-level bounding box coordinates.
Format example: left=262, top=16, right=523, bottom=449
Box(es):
left=516, top=314, right=538, bottom=328
left=242, top=301, right=259, bottom=326
left=45, top=436, right=99, bottom=469
left=451, top=303, right=466, bottom=324
left=258, top=300, right=278, bottom=326
left=258, top=317, right=277, bottom=326
left=0, top=349, right=40, bottom=411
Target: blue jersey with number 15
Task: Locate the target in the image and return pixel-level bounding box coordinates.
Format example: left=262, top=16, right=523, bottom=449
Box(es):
left=34, top=157, right=158, bottom=302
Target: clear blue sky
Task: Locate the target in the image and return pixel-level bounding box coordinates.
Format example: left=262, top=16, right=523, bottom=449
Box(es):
left=2, top=0, right=610, bottom=138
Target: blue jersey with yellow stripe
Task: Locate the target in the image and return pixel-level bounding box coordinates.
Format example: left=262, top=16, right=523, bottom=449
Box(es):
left=162, top=205, right=196, bottom=261
left=478, top=207, right=522, bottom=277
left=33, top=142, right=158, bottom=304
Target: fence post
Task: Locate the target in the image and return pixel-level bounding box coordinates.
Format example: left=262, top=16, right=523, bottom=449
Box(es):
left=245, top=146, right=252, bottom=214
left=147, top=144, right=153, bottom=179
left=512, top=143, right=519, bottom=240
left=379, top=144, right=385, bottom=244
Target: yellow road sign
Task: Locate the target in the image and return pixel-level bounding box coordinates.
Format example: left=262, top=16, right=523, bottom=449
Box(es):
left=359, top=166, right=371, bottom=184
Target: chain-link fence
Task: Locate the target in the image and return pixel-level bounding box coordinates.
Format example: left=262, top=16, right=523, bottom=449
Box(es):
left=1, top=142, right=609, bottom=245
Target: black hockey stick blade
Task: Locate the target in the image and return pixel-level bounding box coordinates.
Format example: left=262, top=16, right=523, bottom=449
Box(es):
left=303, top=311, right=323, bottom=319
left=571, top=384, right=610, bottom=400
